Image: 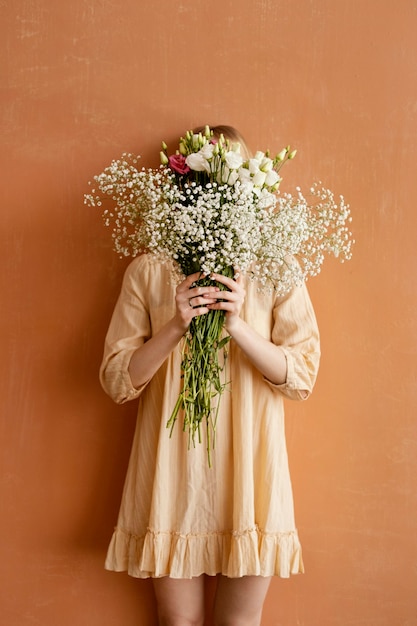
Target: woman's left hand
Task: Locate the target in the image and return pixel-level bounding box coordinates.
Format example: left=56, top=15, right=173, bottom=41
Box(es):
left=209, top=269, right=288, bottom=385
left=207, top=270, right=246, bottom=333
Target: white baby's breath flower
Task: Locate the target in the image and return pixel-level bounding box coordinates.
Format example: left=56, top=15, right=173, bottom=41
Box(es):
left=85, top=131, right=353, bottom=298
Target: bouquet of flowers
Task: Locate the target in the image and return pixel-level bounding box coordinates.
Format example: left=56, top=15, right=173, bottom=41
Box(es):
left=85, top=125, right=353, bottom=465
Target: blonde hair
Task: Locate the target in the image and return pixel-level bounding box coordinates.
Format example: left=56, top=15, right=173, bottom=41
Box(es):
left=193, top=124, right=251, bottom=159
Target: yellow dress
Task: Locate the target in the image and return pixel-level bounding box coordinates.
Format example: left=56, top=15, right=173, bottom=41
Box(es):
left=100, top=254, right=320, bottom=579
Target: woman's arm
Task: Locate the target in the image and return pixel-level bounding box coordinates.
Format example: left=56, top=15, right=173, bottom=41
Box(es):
left=223, top=315, right=287, bottom=385
left=127, top=272, right=222, bottom=389
left=207, top=272, right=288, bottom=386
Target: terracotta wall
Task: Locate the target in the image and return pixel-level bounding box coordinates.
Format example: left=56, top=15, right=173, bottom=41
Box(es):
left=1, top=1, right=416, bottom=624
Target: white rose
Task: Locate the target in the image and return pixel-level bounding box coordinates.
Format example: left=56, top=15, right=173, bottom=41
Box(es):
left=186, top=152, right=210, bottom=172
left=225, top=151, right=243, bottom=170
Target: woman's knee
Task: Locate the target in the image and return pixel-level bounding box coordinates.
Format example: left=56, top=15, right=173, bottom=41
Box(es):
left=213, top=575, right=271, bottom=626
left=153, top=576, right=205, bottom=626
left=157, top=607, right=204, bottom=626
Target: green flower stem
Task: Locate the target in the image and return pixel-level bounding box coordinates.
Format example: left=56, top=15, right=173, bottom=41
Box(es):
left=166, top=267, right=234, bottom=467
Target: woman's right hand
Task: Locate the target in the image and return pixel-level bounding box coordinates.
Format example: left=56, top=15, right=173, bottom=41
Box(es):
left=174, top=272, right=220, bottom=332
left=128, top=273, right=220, bottom=390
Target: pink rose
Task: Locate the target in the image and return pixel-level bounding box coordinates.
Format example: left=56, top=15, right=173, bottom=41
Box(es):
left=168, top=154, right=190, bottom=175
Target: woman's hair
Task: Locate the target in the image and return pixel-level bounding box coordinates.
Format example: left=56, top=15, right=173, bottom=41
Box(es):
left=193, top=124, right=251, bottom=159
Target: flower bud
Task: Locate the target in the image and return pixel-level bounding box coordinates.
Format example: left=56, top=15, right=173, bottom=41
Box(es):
left=288, top=149, right=297, bottom=159
left=204, top=125, right=211, bottom=139
left=192, top=133, right=202, bottom=149
left=161, top=141, right=168, bottom=151
left=160, top=151, right=169, bottom=165
left=276, top=148, right=287, bottom=162
left=179, top=141, right=187, bottom=155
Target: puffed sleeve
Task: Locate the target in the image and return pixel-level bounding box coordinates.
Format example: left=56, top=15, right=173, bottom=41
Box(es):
left=99, top=256, right=152, bottom=404
left=266, top=282, right=320, bottom=401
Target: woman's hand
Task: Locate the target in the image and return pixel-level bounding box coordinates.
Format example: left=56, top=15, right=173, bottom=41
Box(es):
left=129, top=268, right=286, bottom=390
left=206, top=270, right=246, bottom=333
left=128, top=272, right=220, bottom=389
left=174, top=272, right=221, bottom=332
left=208, top=270, right=287, bottom=384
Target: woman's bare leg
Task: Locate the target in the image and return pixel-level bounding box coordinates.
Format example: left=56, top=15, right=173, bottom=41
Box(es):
left=213, top=575, right=272, bottom=626
left=152, top=575, right=205, bottom=626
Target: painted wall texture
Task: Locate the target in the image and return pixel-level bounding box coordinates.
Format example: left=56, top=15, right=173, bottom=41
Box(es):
left=1, top=1, right=416, bottom=624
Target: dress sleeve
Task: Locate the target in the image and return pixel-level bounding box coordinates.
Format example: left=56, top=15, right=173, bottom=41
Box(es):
left=99, top=256, right=152, bottom=404
left=266, top=282, right=321, bottom=401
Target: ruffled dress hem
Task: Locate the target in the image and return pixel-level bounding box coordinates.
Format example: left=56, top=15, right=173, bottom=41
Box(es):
left=105, top=525, right=304, bottom=579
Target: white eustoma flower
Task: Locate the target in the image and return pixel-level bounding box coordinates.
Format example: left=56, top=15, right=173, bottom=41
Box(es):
left=265, top=169, right=280, bottom=187
left=248, top=158, right=262, bottom=174
left=252, top=170, right=267, bottom=187
left=200, top=143, right=215, bottom=160
left=225, top=150, right=243, bottom=170
left=259, top=156, right=273, bottom=172
left=186, top=152, right=210, bottom=172
left=238, top=168, right=251, bottom=183
left=224, top=169, right=239, bottom=185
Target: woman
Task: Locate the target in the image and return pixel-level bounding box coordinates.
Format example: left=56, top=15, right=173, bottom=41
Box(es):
left=100, top=126, right=320, bottom=626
